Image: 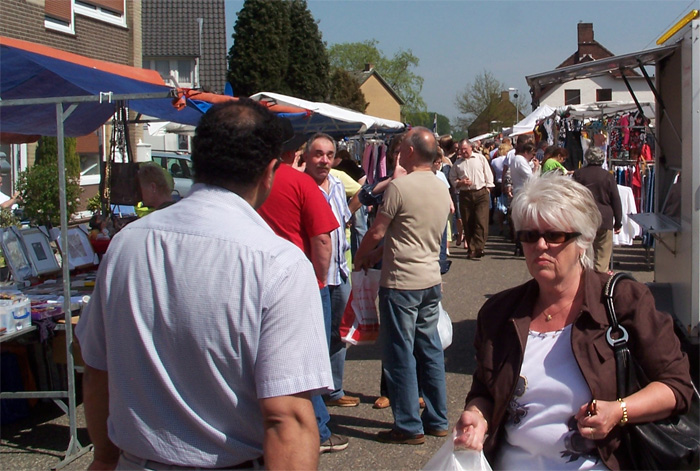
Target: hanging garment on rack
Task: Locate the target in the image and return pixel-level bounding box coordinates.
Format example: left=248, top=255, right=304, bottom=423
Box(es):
left=363, top=144, right=374, bottom=184
left=377, top=144, right=387, bottom=180
left=613, top=185, right=641, bottom=246
left=564, top=128, right=584, bottom=170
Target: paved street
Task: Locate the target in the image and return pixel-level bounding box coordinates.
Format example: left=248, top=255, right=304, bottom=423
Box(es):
left=0, top=232, right=654, bottom=470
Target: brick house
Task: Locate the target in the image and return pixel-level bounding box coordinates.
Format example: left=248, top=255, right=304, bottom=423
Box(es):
left=530, top=22, right=653, bottom=109
left=350, top=64, right=404, bottom=122
left=0, top=0, right=142, bottom=204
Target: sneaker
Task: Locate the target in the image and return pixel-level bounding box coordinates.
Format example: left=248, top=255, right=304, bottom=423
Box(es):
left=425, top=428, right=449, bottom=437
left=325, top=395, right=360, bottom=407
left=376, top=429, right=425, bottom=445
left=320, top=433, right=349, bottom=453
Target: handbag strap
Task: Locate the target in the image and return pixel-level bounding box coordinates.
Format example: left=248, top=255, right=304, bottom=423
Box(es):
left=603, top=272, right=638, bottom=398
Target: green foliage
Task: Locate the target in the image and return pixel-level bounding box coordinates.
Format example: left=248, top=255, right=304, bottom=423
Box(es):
left=0, top=208, right=19, bottom=228
left=284, top=0, right=330, bottom=101
left=17, top=163, right=81, bottom=228
left=228, top=0, right=330, bottom=101
left=228, top=0, right=291, bottom=97
left=328, top=69, right=367, bottom=112
left=86, top=193, right=101, bottom=213
left=35, top=136, right=80, bottom=178
left=328, top=40, right=426, bottom=114
left=404, top=111, right=451, bottom=135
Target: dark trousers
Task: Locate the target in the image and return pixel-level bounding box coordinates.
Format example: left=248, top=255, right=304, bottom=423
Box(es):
left=459, top=188, right=490, bottom=253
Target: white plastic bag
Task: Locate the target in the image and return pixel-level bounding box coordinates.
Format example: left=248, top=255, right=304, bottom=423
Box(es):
left=339, top=269, right=381, bottom=345
left=437, top=302, right=453, bottom=350
left=421, top=432, right=492, bottom=471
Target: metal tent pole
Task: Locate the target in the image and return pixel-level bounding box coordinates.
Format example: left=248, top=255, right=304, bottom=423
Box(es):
left=53, top=102, right=92, bottom=470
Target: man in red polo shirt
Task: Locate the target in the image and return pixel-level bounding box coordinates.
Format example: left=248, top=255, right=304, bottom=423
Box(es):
left=257, top=136, right=349, bottom=454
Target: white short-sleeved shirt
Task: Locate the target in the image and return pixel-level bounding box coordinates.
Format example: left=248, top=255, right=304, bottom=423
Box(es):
left=496, top=326, right=608, bottom=471
left=510, top=154, right=533, bottom=194
left=76, top=184, right=333, bottom=467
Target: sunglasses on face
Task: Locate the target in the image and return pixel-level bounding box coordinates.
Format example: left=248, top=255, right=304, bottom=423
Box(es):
left=516, top=230, right=581, bottom=244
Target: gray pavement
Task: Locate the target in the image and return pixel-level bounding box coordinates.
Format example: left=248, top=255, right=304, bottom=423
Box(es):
left=0, top=232, right=654, bottom=470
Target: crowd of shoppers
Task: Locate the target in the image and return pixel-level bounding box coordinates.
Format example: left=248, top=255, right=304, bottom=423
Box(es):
left=75, top=102, right=693, bottom=471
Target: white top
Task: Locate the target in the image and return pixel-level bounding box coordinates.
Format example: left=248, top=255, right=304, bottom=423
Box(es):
left=613, top=185, right=641, bottom=246
left=496, top=325, right=608, bottom=471
left=0, top=191, right=9, bottom=205
left=320, top=173, right=351, bottom=285
left=76, top=184, right=333, bottom=467
left=435, top=169, right=450, bottom=189
left=510, top=154, right=533, bottom=194
left=491, top=156, right=507, bottom=183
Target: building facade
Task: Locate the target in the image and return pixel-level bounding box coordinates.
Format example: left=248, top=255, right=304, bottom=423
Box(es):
left=531, top=23, right=653, bottom=109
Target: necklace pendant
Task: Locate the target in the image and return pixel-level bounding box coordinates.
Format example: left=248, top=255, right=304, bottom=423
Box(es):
left=545, top=314, right=553, bottom=322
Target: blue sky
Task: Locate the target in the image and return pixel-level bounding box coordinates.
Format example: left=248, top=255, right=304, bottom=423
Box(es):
left=225, top=0, right=700, bottom=123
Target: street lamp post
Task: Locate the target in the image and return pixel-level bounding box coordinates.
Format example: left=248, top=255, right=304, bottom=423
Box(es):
left=508, top=87, right=519, bottom=125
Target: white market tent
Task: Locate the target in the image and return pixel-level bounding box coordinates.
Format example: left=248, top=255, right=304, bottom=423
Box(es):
left=510, top=101, right=655, bottom=136
left=249, top=91, right=405, bottom=136
left=468, top=131, right=499, bottom=143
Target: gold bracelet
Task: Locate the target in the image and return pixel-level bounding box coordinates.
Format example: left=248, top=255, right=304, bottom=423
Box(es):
left=618, top=398, right=628, bottom=426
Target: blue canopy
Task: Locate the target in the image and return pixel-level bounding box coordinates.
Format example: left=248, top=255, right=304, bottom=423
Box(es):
left=0, top=36, right=203, bottom=138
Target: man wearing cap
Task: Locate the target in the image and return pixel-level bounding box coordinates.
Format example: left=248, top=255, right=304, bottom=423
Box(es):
left=77, top=99, right=333, bottom=470
left=302, top=133, right=359, bottom=410
left=258, top=134, right=350, bottom=453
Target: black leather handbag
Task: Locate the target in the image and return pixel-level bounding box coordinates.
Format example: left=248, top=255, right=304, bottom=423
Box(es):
left=603, top=272, right=700, bottom=470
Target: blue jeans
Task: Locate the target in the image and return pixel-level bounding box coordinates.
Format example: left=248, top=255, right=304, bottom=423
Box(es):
left=379, top=285, right=448, bottom=435
left=313, top=287, right=332, bottom=443
left=328, top=276, right=351, bottom=400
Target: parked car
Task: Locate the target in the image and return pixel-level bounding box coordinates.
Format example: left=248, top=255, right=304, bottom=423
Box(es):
left=151, top=151, right=193, bottom=199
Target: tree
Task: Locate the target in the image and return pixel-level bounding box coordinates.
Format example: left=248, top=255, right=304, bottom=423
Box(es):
left=403, top=111, right=451, bottom=135
left=328, top=40, right=426, bottom=114
left=328, top=69, right=367, bottom=112
left=18, top=163, right=81, bottom=228
left=227, top=0, right=330, bottom=101
left=284, top=0, right=330, bottom=101
left=228, top=0, right=290, bottom=97
left=35, top=136, right=80, bottom=178
left=454, top=70, right=504, bottom=131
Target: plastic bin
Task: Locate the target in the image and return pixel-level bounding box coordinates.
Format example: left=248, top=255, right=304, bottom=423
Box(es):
left=0, top=297, right=31, bottom=335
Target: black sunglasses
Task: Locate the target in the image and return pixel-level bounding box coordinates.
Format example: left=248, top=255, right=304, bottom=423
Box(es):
left=516, top=230, right=581, bottom=244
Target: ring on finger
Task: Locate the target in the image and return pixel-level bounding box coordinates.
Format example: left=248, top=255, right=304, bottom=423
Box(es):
left=588, top=427, right=595, bottom=439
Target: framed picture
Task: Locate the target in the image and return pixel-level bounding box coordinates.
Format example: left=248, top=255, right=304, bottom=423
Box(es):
left=0, top=226, right=33, bottom=282
left=55, top=225, right=96, bottom=270
left=19, top=226, right=60, bottom=276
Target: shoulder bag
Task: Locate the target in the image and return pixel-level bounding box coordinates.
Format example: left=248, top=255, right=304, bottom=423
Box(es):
left=603, top=272, right=700, bottom=470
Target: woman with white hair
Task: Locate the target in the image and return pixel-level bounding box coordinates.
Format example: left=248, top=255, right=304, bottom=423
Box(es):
left=573, top=147, right=622, bottom=273
left=453, top=173, right=693, bottom=470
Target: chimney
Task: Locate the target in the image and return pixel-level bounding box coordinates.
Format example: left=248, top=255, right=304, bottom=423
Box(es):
left=501, top=91, right=510, bottom=101
left=364, top=63, right=374, bottom=72
left=578, top=22, right=594, bottom=44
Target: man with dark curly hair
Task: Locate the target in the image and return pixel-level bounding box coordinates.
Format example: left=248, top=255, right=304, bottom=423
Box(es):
left=77, top=99, right=333, bottom=470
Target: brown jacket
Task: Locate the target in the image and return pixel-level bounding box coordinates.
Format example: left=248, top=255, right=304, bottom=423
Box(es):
left=465, top=269, right=693, bottom=470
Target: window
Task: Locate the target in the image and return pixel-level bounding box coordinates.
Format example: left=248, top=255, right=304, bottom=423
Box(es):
left=145, top=59, right=197, bottom=87
left=596, top=88, right=612, bottom=102
left=177, top=60, right=193, bottom=86
left=74, top=0, right=126, bottom=28
left=178, top=135, right=189, bottom=151
left=45, top=0, right=75, bottom=34
left=565, top=89, right=581, bottom=105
